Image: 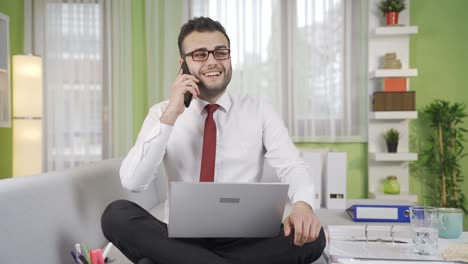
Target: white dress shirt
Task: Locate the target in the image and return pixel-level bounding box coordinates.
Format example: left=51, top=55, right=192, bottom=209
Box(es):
left=120, top=90, right=316, bottom=222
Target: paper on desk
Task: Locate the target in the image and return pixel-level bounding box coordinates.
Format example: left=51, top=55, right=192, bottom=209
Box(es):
left=334, top=259, right=459, bottom=264
left=327, top=225, right=442, bottom=262
left=328, top=225, right=412, bottom=242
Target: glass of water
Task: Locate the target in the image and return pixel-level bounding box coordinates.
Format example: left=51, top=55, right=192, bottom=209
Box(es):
left=410, top=206, right=439, bottom=255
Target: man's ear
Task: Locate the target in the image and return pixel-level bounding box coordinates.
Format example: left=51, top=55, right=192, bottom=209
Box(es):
left=178, top=58, right=184, bottom=67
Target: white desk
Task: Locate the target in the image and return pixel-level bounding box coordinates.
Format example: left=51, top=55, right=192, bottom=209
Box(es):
left=314, top=200, right=467, bottom=263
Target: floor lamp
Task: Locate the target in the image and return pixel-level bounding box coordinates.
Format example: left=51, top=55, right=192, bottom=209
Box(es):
left=12, top=54, right=43, bottom=177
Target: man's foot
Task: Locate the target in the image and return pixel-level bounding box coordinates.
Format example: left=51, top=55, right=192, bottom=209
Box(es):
left=137, top=258, right=154, bottom=264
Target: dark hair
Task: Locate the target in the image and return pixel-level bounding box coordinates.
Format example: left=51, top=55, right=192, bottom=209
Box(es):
left=178, top=17, right=230, bottom=57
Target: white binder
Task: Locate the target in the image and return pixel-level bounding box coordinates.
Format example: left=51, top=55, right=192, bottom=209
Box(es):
left=324, top=152, right=347, bottom=209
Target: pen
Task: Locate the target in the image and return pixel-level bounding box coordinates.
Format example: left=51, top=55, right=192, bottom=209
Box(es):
left=70, top=250, right=79, bottom=264
left=75, top=243, right=82, bottom=255
left=79, top=253, right=89, bottom=264
left=102, top=242, right=113, bottom=261
left=81, top=243, right=91, bottom=263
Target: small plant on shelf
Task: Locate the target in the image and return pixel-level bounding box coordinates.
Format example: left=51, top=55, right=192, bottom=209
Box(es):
left=379, top=0, right=406, bottom=25
left=384, top=128, right=400, bottom=153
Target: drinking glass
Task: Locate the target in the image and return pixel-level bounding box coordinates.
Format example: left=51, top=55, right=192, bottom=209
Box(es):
left=410, top=206, right=439, bottom=255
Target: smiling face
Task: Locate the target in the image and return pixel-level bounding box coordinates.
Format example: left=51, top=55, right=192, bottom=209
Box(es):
left=181, top=31, right=232, bottom=103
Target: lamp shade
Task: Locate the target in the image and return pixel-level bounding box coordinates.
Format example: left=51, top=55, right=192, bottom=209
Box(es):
left=12, top=54, right=42, bottom=118
left=12, top=54, right=43, bottom=177
left=13, top=119, right=42, bottom=176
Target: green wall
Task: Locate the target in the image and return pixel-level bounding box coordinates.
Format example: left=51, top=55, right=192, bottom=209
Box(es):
left=410, top=0, right=468, bottom=204
left=0, top=0, right=23, bottom=179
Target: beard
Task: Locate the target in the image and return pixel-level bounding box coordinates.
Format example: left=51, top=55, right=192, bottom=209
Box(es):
left=198, top=67, right=232, bottom=99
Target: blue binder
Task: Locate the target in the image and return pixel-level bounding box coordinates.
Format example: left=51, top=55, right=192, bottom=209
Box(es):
left=346, top=204, right=411, bottom=223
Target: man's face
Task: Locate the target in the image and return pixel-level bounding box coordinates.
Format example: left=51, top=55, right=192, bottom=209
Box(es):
left=181, top=31, right=232, bottom=99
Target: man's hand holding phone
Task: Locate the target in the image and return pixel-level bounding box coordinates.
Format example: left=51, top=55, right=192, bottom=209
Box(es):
left=160, top=68, right=200, bottom=126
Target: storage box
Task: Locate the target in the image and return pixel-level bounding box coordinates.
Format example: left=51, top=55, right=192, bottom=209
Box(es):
left=383, top=78, right=407, bottom=92
left=373, top=91, right=415, bottom=111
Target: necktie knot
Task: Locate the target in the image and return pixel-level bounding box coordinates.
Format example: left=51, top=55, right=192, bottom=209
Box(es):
left=204, top=104, right=220, bottom=115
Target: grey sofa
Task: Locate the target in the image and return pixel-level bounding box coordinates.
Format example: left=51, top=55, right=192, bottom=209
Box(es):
left=0, top=158, right=327, bottom=264
left=0, top=158, right=165, bottom=264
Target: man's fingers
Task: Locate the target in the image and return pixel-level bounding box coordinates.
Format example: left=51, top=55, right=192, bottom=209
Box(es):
left=293, top=219, right=302, bottom=245
left=300, top=222, right=310, bottom=245
left=283, top=217, right=292, bottom=236
left=180, top=74, right=199, bottom=83
left=306, top=224, right=318, bottom=243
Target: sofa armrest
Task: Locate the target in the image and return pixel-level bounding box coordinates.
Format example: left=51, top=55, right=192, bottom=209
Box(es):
left=0, top=158, right=160, bottom=264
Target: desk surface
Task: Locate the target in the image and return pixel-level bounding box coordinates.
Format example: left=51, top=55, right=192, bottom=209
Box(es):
left=317, top=200, right=468, bottom=263
left=314, top=199, right=412, bottom=226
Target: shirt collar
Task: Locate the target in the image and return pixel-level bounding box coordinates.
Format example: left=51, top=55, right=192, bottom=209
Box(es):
left=194, top=89, right=232, bottom=115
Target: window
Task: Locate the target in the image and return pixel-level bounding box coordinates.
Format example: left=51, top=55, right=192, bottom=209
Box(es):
left=44, top=1, right=104, bottom=169
left=190, top=0, right=367, bottom=142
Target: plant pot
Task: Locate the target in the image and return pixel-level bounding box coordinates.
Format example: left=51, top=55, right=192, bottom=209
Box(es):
left=385, top=12, right=399, bottom=25
left=387, top=142, right=398, bottom=153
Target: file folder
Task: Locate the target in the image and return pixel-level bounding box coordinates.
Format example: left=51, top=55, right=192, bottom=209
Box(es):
left=324, top=152, right=347, bottom=209
left=346, top=204, right=410, bottom=222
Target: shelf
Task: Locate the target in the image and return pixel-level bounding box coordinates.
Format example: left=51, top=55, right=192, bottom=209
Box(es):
left=374, top=26, right=418, bottom=36
left=371, top=152, right=418, bottom=161
left=370, top=69, right=418, bottom=78
left=370, top=111, right=418, bottom=120
left=369, top=191, right=418, bottom=203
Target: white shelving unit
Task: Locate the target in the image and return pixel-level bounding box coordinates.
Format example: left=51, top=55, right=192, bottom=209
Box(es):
left=367, top=0, right=418, bottom=203
left=370, top=111, right=418, bottom=119
left=370, top=152, right=418, bottom=162
left=0, top=13, right=11, bottom=128
left=370, top=69, right=418, bottom=78
left=374, top=26, right=418, bottom=36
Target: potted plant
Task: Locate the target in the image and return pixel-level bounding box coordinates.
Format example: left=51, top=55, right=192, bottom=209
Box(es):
left=384, top=128, right=399, bottom=153
left=418, top=100, right=467, bottom=211
left=379, top=0, right=406, bottom=26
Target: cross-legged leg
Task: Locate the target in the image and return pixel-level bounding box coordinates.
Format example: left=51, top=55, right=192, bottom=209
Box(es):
left=101, top=200, right=229, bottom=264
left=209, top=227, right=326, bottom=264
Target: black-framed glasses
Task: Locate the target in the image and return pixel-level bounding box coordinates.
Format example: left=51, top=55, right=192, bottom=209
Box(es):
left=183, top=48, right=231, bottom=61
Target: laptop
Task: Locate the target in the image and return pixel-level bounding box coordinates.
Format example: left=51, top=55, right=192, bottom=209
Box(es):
left=168, top=182, right=289, bottom=238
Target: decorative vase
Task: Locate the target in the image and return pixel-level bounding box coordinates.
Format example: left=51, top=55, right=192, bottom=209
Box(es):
left=384, top=176, right=400, bottom=194
left=385, top=12, right=399, bottom=25
left=387, top=142, right=398, bottom=153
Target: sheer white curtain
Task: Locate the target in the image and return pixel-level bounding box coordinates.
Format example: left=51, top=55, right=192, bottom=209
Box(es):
left=190, top=0, right=285, bottom=115
left=104, top=0, right=134, bottom=158
left=32, top=0, right=104, bottom=170
left=190, top=0, right=367, bottom=142
left=145, top=0, right=189, bottom=106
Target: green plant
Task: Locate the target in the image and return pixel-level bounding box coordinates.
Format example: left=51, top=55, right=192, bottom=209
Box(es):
left=379, top=0, right=406, bottom=14
left=384, top=128, right=400, bottom=144
left=419, top=100, right=468, bottom=212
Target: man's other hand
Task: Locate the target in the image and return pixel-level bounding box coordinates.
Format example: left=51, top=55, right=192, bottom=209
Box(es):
left=283, top=201, right=321, bottom=246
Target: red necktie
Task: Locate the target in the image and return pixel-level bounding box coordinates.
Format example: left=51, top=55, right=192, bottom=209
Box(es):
left=200, top=104, right=220, bottom=182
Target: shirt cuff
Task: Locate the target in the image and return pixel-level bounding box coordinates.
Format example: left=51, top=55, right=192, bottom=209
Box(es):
left=292, top=190, right=316, bottom=210
left=144, top=122, right=173, bottom=143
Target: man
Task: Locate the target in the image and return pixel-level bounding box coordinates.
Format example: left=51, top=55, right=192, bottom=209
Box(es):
left=101, top=17, right=326, bottom=264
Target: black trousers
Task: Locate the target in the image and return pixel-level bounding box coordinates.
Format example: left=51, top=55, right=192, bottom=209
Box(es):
left=101, top=200, right=326, bottom=264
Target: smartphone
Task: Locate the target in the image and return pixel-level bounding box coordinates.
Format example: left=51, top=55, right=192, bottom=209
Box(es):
left=180, top=61, right=193, bottom=108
